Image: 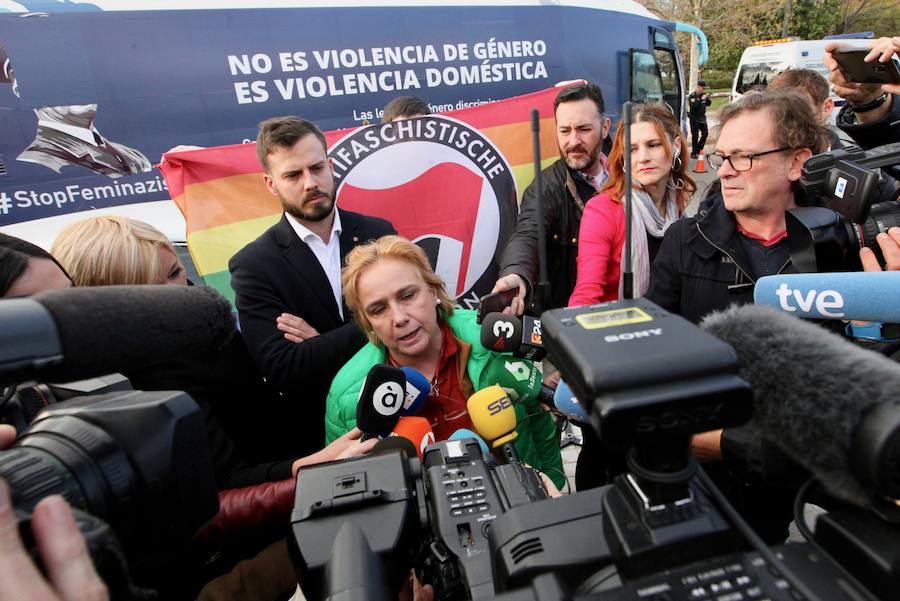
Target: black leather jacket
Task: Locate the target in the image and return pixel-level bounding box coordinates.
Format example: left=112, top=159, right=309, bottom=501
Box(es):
left=498, top=159, right=597, bottom=311
left=646, top=194, right=795, bottom=324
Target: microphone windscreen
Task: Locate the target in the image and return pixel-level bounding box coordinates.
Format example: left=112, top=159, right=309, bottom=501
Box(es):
left=15, top=286, right=234, bottom=383
left=479, top=313, right=522, bottom=353
left=701, top=304, right=900, bottom=506
left=481, top=355, right=541, bottom=402
left=754, top=272, right=900, bottom=322
left=399, top=366, right=430, bottom=415
left=467, top=385, right=517, bottom=448
left=372, top=435, right=418, bottom=460
left=448, top=428, right=489, bottom=455
left=390, top=416, right=435, bottom=459
left=553, top=379, right=589, bottom=422
left=356, top=365, right=406, bottom=438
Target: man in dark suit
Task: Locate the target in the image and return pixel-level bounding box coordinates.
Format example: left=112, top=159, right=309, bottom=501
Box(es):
left=229, top=116, right=395, bottom=457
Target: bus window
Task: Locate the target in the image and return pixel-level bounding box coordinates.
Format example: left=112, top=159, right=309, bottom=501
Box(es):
left=654, top=47, right=681, bottom=116
left=735, top=62, right=781, bottom=94
left=630, top=49, right=664, bottom=105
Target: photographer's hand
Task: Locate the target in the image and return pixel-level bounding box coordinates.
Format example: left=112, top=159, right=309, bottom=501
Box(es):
left=825, top=40, right=895, bottom=123
left=0, top=480, right=108, bottom=601
left=0, top=425, right=14, bottom=450
left=865, top=36, right=900, bottom=95
left=860, top=227, right=900, bottom=272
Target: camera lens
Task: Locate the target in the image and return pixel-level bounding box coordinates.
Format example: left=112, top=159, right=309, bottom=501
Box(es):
left=854, top=201, right=900, bottom=257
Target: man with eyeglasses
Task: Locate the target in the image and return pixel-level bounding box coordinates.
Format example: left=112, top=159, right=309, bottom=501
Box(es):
left=646, top=91, right=830, bottom=544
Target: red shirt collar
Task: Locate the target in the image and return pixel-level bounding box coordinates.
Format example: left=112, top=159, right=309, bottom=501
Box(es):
left=735, top=222, right=787, bottom=247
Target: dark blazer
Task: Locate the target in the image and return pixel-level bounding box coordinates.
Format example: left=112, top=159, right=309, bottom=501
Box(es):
left=228, top=208, right=395, bottom=456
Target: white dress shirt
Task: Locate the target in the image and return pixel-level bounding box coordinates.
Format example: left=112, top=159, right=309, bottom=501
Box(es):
left=285, top=209, right=344, bottom=319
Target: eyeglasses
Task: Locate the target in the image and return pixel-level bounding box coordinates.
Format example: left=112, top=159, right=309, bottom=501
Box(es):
left=706, top=147, right=791, bottom=172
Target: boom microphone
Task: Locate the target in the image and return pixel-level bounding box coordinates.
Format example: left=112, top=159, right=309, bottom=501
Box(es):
left=390, top=416, right=435, bottom=459
left=0, top=285, right=235, bottom=386
left=399, top=367, right=430, bottom=415
left=553, top=379, right=589, bottom=422
left=754, top=271, right=900, bottom=322
left=356, top=365, right=407, bottom=441
left=701, top=304, right=900, bottom=505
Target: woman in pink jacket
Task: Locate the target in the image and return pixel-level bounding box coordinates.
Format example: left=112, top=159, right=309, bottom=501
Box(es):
left=569, top=103, right=695, bottom=306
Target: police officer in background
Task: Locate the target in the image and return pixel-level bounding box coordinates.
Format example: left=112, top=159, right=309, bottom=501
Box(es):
left=688, top=80, right=712, bottom=158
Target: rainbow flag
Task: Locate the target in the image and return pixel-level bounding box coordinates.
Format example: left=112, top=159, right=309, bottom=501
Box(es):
left=159, top=86, right=561, bottom=306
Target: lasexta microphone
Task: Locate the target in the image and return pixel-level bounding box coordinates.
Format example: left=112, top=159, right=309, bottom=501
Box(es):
left=356, top=365, right=406, bottom=441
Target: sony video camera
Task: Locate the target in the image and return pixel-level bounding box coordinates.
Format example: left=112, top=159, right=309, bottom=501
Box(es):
left=790, top=141, right=900, bottom=271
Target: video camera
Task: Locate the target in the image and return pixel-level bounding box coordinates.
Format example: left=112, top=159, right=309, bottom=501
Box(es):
left=0, top=287, right=228, bottom=599
left=286, top=297, right=898, bottom=601
left=790, top=141, right=900, bottom=271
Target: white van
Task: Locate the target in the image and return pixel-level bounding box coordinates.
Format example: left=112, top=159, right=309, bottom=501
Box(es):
left=731, top=37, right=869, bottom=107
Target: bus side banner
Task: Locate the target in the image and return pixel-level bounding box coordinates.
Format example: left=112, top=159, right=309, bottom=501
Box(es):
left=158, top=86, right=560, bottom=308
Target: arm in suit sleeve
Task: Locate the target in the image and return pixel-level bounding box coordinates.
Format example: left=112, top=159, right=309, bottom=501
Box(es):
left=230, top=257, right=367, bottom=396
left=569, top=194, right=620, bottom=307
left=646, top=223, right=684, bottom=314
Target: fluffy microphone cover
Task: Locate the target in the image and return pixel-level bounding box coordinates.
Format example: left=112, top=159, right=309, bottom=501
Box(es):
left=702, top=304, right=896, bottom=507
left=33, top=285, right=235, bottom=381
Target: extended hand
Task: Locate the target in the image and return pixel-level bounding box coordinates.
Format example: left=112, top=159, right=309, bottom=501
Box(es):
left=277, top=312, right=320, bottom=343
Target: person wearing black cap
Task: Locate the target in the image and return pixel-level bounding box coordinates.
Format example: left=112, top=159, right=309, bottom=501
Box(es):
left=688, top=80, right=712, bottom=158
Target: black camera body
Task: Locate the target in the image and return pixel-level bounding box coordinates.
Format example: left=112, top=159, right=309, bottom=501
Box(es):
left=289, top=299, right=897, bottom=601
left=289, top=438, right=551, bottom=601
left=791, top=142, right=900, bottom=271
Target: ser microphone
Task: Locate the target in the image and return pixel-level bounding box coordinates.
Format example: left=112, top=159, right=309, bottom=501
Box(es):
left=701, top=304, right=900, bottom=506
left=553, top=379, right=589, bottom=422
left=754, top=271, right=900, bottom=322
left=0, top=285, right=235, bottom=386
left=390, top=416, right=435, bottom=459
left=356, top=365, right=406, bottom=441
left=448, top=428, right=490, bottom=455
left=399, top=366, right=430, bottom=415
left=467, top=385, right=519, bottom=463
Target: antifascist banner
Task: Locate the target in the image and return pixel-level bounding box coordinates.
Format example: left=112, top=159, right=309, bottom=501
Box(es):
left=159, top=85, right=561, bottom=308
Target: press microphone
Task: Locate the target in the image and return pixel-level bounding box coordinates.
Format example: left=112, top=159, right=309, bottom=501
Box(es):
left=517, top=315, right=546, bottom=361
left=481, top=354, right=541, bottom=402
left=399, top=367, right=430, bottom=415
left=479, top=312, right=546, bottom=360
left=355, top=365, right=406, bottom=441
left=371, top=435, right=419, bottom=460
left=754, top=271, right=900, bottom=322
left=467, top=385, right=519, bottom=464
left=0, top=285, right=235, bottom=386
left=701, top=304, right=900, bottom=506
left=480, top=312, right=521, bottom=352
left=389, top=416, right=435, bottom=459
left=553, top=379, right=589, bottom=422
left=448, top=428, right=490, bottom=455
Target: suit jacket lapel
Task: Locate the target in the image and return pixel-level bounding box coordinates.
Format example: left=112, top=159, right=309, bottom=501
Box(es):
left=275, top=215, right=343, bottom=324
left=338, top=209, right=362, bottom=321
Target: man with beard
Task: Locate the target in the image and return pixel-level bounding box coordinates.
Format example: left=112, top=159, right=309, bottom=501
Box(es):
left=492, top=82, right=611, bottom=313
left=229, top=116, right=395, bottom=455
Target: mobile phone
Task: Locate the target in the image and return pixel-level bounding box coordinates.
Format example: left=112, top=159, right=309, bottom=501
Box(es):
left=476, top=287, right=520, bottom=324
left=833, top=48, right=900, bottom=85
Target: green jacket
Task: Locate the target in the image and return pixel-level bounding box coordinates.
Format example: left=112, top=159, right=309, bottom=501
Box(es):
left=324, top=310, right=565, bottom=488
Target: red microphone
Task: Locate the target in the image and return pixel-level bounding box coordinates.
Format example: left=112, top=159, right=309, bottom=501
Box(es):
left=390, top=417, right=435, bottom=460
